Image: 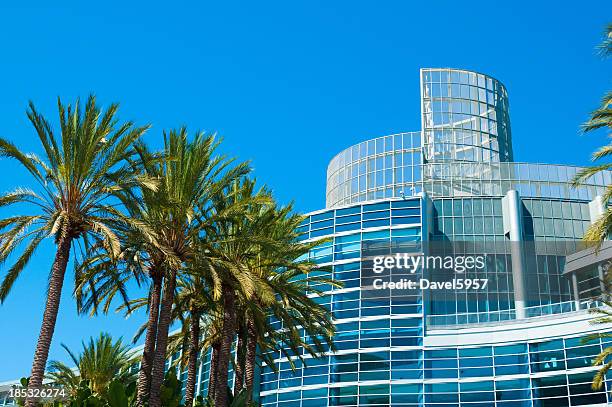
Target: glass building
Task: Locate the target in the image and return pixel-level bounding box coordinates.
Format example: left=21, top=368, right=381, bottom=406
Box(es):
left=257, top=68, right=612, bottom=407
left=2, top=68, right=612, bottom=407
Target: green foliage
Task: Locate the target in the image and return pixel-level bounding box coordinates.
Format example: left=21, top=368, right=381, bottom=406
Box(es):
left=580, top=22, right=612, bottom=394
left=198, top=389, right=259, bottom=407
left=159, top=369, right=183, bottom=407
left=105, top=381, right=132, bottom=407
left=573, top=23, right=612, bottom=246
left=67, top=380, right=105, bottom=407
left=0, top=95, right=150, bottom=304
left=46, top=333, right=136, bottom=398
left=38, top=375, right=148, bottom=407
left=14, top=377, right=29, bottom=406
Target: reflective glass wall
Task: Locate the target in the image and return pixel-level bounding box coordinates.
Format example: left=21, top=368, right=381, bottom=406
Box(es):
left=420, top=68, right=512, bottom=164
left=256, top=198, right=612, bottom=407
left=326, top=133, right=422, bottom=208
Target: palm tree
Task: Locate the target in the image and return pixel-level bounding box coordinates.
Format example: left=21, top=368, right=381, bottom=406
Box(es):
left=573, top=23, right=612, bottom=395
left=203, top=179, right=276, bottom=407
left=166, top=270, right=219, bottom=407
left=203, top=181, right=338, bottom=404
left=76, top=215, right=164, bottom=407
left=143, top=131, right=249, bottom=407
left=75, top=142, right=171, bottom=407
left=76, top=130, right=248, bottom=407
left=573, top=24, right=612, bottom=244
left=47, top=333, right=136, bottom=397
left=236, top=205, right=339, bottom=402
left=0, top=96, right=149, bottom=407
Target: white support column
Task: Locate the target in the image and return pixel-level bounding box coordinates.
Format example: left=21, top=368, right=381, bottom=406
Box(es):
left=502, top=190, right=527, bottom=319
left=571, top=272, right=580, bottom=310
left=589, top=195, right=605, bottom=222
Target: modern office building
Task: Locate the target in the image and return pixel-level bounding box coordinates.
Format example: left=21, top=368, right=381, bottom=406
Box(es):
left=2, top=68, right=612, bottom=407
left=253, top=68, right=612, bottom=407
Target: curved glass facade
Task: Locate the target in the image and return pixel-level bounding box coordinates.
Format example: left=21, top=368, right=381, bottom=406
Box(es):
left=326, top=69, right=607, bottom=209
left=257, top=200, right=612, bottom=407
left=264, top=68, right=612, bottom=407
left=326, top=132, right=422, bottom=208
left=423, top=161, right=610, bottom=202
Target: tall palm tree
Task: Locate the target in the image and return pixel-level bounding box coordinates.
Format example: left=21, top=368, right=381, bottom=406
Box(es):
left=75, top=143, right=171, bottom=407
left=204, top=181, right=338, bottom=404
left=203, top=179, right=276, bottom=407
left=76, top=131, right=248, bottom=407
left=47, top=333, right=136, bottom=397
left=573, top=23, right=612, bottom=244
left=144, top=131, right=249, bottom=407
left=76, top=219, right=165, bottom=407
left=237, top=205, right=339, bottom=402
left=0, top=96, right=149, bottom=407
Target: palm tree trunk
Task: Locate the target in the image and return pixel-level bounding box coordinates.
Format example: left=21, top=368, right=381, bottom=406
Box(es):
left=136, top=272, right=162, bottom=407
left=207, top=341, right=219, bottom=400
left=149, top=270, right=177, bottom=407
left=184, top=310, right=200, bottom=407
left=233, top=322, right=246, bottom=394
left=25, top=235, right=72, bottom=407
left=244, top=317, right=257, bottom=404
left=214, top=284, right=236, bottom=407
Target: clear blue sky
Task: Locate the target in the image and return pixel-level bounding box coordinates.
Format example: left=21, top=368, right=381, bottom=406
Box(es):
left=0, top=1, right=609, bottom=380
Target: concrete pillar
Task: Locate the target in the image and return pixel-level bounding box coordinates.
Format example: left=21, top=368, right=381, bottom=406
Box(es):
left=598, top=263, right=606, bottom=297
left=502, top=190, right=527, bottom=319
left=571, top=272, right=581, bottom=310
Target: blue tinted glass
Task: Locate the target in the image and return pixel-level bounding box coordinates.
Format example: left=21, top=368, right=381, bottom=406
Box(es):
left=362, top=230, right=390, bottom=240
left=311, top=219, right=333, bottom=229
left=310, top=227, right=333, bottom=238
left=392, top=227, right=421, bottom=236
left=363, top=202, right=390, bottom=212
left=530, top=339, right=564, bottom=352
left=363, top=218, right=390, bottom=228
left=392, top=199, right=420, bottom=208
left=363, top=210, right=390, bottom=220
left=392, top=217, right=420, bottom=225
left=392, top=208, right=420, bottom=217
left=335, top=206, right=360, bottom=216
left=311, top=211, right=334, bottom=222
left=335, top=223, right=360, bottom=232
left=336, top=214, right=360, bottom=224
left=494, top=343, right=527, bottom=355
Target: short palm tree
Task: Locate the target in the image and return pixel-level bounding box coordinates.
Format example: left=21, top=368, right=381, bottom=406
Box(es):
left=47, top=333, right=136, bottom=397
left=582, top=261, right=612, bottom=391
left=0, top=96, right=149, bottom=407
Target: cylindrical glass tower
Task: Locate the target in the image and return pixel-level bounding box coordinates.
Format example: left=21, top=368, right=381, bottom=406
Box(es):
left=420, top=68, right=512, bottom=164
